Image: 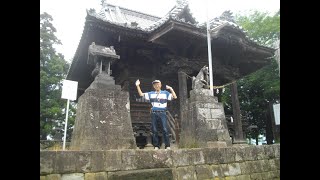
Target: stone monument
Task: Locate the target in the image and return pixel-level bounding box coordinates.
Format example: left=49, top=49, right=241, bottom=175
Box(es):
left=180, top=66, right=232, bottom=148
left=70, top=42, right=136, bottom=150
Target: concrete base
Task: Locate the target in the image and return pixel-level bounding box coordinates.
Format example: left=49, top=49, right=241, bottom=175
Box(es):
left=207, top=141, right=227, bottom=148
left=233, top=140, right=248, bottom=144
left=181, top=89, right=232, bottom=148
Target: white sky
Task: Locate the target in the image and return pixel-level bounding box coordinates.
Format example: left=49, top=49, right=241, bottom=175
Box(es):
left=40, top=0, right=280, bottom=62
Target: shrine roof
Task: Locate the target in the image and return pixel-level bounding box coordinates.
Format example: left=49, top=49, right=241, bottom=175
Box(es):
left=86, top=2, right=260, bottom=44
left=94, top=3, right=161, bottom=30
left=87, top=1, right=205, bottom=32
left=66, top=0, right=276, bottom=94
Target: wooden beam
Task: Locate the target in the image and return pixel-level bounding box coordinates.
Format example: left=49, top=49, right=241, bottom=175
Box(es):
left=148, top=23, right=174, bottom=42
left=173, top=24, right=207, bottom=38
left=230, top=82, right=246, bottom=144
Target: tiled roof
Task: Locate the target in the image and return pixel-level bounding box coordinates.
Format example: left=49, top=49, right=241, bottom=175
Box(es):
left=89, top=0, right=199, bottom=32
left=205, top=10, right=267, bottom=47
left=145, top=0, right=198, bottom=31
left=86, top=1, right=271, bottom=49
left=205, top=10, right=246, bottom=33
left=94, top=3, right=160, bottom=31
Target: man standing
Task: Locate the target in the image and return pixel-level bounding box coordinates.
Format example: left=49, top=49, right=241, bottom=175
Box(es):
left=135, top=79, right=177, bottom=150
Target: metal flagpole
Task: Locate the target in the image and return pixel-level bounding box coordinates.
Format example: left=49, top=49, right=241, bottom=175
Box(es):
left=206, top=0, right=214, bottom=96
left=63, top=99, right=70, bottom=150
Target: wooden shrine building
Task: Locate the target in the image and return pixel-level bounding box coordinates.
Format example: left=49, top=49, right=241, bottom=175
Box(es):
left=66, top=0, right=275, bottom=147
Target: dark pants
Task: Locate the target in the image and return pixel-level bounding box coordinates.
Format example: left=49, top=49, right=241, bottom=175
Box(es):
left=151, top=111, right=170, bottom=148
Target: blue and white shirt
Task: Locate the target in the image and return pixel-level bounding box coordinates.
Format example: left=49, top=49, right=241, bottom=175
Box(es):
left=144, top=90, right=172, bottom=111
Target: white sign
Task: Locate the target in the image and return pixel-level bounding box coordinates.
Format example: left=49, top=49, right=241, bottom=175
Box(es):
left=273, top=103, right=280, bottom=125
left=61, top=80, right=78, bottom=101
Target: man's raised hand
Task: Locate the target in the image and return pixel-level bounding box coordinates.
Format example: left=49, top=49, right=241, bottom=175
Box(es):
left=135, top=79, right=140, bottom=86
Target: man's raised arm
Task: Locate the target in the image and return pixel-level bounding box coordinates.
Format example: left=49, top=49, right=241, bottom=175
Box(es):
left=135, top=79, right=144, bottom=97
left=166, top=85, right=177, bottom=99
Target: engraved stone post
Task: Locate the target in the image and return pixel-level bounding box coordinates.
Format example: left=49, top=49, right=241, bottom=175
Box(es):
left=178, top=71, right=188, bottom=136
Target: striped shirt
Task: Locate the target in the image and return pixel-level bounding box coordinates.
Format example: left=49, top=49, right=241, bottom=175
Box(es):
left=144, top=90, right=172, bottom=110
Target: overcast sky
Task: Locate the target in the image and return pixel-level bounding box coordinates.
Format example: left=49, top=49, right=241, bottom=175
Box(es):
left=40, top=0, right=280, bottom=62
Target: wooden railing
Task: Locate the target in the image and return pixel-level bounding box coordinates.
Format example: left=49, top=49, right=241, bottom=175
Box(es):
left=166, top=111, right=178, bottom=143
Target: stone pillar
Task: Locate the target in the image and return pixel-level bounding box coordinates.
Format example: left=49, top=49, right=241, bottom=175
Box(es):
left=230, top=82, right=246, bottom=144
left=181, top=89, right=232, bottom=148
left=178, top=71, right=188, bottom=129
left=70, top=44, right=136, bottom=150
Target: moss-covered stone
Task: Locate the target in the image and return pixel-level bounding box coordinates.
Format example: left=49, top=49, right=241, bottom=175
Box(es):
left=40, top=151, right=56, bottom=175
left=195, top=165, right=213, bottom=179
left=175, top=166, right=197, bottom=180
left=61, top=173, right=84, bottom=180
left=84, top=172, right=107, bottom=180
left=105, top=150, right=122, bottom=171
left=108, top=168, right=173, bottom=180
left=47, top=174, right=61, bottom=180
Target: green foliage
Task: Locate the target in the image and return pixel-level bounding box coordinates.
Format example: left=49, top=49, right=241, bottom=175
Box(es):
left=234, top=10, right=280, bottom=47
left=238, top=63, right=279, bottom=139
left=40, top=12, right=75, bottom=140
left=221, top=10, right=280, bottom=143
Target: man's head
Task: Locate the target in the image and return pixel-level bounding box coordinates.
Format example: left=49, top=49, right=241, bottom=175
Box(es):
left=152, top=80, right=162, bottom=91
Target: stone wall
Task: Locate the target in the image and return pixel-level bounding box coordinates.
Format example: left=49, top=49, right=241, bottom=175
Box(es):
left=40, top=144, right=280, bottom=180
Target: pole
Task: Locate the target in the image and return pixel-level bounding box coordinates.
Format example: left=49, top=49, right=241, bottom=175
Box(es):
left=206, top=0, right=214, bottom=96
left=63, top=99, right=70, bottom=150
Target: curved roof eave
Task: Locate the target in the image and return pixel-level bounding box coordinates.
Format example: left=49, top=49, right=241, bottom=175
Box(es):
left=210, top=23, right=275, bottom=55
left=66, top=16, right=89, bottom=80
left=67, top=9, right=275, bottom=80
left=87, top=9, right=151, bottom=34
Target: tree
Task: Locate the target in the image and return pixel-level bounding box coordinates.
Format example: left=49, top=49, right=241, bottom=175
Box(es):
left=238, top=60, right=279, bottom=144
left=234, top=10, right=280, bottom=47
left=40, top=12, right=75, bottom=141
left=221, top=10, right=280, bottom=144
